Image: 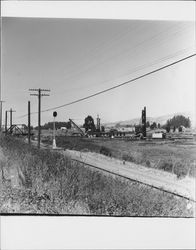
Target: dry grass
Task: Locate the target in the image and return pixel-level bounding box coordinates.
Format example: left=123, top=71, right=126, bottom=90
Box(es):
left=0, top=135, right=194, bottom=216
left=53, top=136, right=196, bottom=178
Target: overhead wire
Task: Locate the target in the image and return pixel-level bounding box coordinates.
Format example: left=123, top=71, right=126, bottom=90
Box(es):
left=53, top=23, right=192, bottom=93
left=17, top=53, right=196, bottom=119
left=67, top=24, right=189, bottom=76
left=58, top=23, right=147, bottom=80
left=56, top=25, right=194, bottom=87
left=57, top=46, right=194, bottom=95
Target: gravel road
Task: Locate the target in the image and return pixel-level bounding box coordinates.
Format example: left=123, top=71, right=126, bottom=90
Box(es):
left=63, top=149, right=195, bottom=202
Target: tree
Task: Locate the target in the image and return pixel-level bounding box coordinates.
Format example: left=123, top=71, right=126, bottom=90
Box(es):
left=101, top=126, right=105, bottom=132
left=83, top=116, right=96, bottom=132
left=150, top=122, right=157, bottom=130
left=179, top=126, right=183, bottom=132
left=146, top=121, right=150, bottom=128
left=166, top=126, right=170, bottom=133
left=158, top=123, right=161, bottom=129
left=115, top=123, right=121, bottom=128
left=165, top=115, right=191, bottom=129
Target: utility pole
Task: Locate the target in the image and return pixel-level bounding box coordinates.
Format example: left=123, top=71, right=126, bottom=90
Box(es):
left=6, top=108, right=16, bottom=133
left=8, top=108, right=16, bottom=128
left=29, top=88, right=50, bottom=148
left=5, top=111, right=7, bottom=133
left=28, top=101, right=31, bottom=144
left=141, top=106, right=146, bottom=138
left=144, top=106, right=146, bottom=138
left=0, top=100, right=5, bottom=131
left=53, top=111, right=57, bottom=149
left=97, top=114, right=101, bottom=131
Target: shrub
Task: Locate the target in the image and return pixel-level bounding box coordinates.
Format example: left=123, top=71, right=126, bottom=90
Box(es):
left=100, top=146, right=112, bottom=157
left=188, top=161, right=196, bottom=177
left=174, top=162, right=188, bottom=179
left=145, top=160, right=151, bottom=168
left=122, top=154, right=135, bottom=163
left=157, top=160, right=173, bottom=172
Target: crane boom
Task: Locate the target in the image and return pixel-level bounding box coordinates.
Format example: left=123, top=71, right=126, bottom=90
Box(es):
left=69, top=119, right=85, bottom=136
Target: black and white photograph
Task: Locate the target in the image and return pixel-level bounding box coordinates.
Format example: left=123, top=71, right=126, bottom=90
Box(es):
left=0, top=1, right=195, bottom=249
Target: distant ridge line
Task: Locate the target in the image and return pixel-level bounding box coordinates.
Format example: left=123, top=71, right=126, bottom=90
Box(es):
left=103, top=111, right=195, bottom=127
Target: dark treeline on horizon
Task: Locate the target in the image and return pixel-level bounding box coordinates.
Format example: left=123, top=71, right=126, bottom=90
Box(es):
left=33, top=115, right=191, bottom=131
left=34, top=121, right=71, bottom=130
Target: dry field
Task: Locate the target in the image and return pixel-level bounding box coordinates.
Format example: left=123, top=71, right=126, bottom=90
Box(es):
left=51, top=136, right=196, bottom=178
left=0, top=135, right=195, bottom=216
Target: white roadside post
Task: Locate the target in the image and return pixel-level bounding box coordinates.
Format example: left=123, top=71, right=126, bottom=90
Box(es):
left=53, top=111, right=57, bottom=149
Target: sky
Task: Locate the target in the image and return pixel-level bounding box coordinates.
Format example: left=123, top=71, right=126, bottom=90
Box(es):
left=1, top=8, right=196, bottom=127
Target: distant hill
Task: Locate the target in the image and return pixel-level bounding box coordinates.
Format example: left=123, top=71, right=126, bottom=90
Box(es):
left=103, top=111, right=195, bottom=128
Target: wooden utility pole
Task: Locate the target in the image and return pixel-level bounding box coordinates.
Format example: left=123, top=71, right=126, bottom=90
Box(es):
left=0, top=100, right=5, bottom=131
left=28, top=101, right=31, bottom=144
left=8, top=108, right=16, bottom=128
left=52, top=111, right=57, bottom=149
left=6, top=108, right=16, bottom=133
left=38, top=89, right=41, bottom=147
left=5, top=111, right=7, bottom=133
left=144, top=106, right=146, bottom=138
left=141, top=106, right=146, bottom=138
left=29, top=88, right=50, bottom=148
left=97, top=114, right=101, bottom=131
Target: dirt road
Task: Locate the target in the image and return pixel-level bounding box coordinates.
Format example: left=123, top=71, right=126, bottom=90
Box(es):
left=63, top=149, right=195, bottom=201
left=28, top=140, right=196, bottom=201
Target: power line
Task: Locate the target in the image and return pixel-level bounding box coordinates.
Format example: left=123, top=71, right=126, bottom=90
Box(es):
left=52, top=24, right=192, bottom=93
left=18, top=53, right=196, bottom=118
left=59, top=24, right=192, bottom=85
left=58, top=46, right=193, bottom=95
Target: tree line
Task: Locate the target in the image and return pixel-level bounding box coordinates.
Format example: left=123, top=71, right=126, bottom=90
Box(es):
left=34, top=115, right=191, bottom=132
left=146, top=115, right=191, bottom=131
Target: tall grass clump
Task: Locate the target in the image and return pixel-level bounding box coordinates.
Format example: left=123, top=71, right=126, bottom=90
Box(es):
left=157, top=159, right=173, bottom=173
left=122, top=152, right=144, bottom=164
left=100, top=146, right=112, bottom=157
left=173, top=161, right=189, bottom=179
left=122, top=153, right=136, bottom=163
